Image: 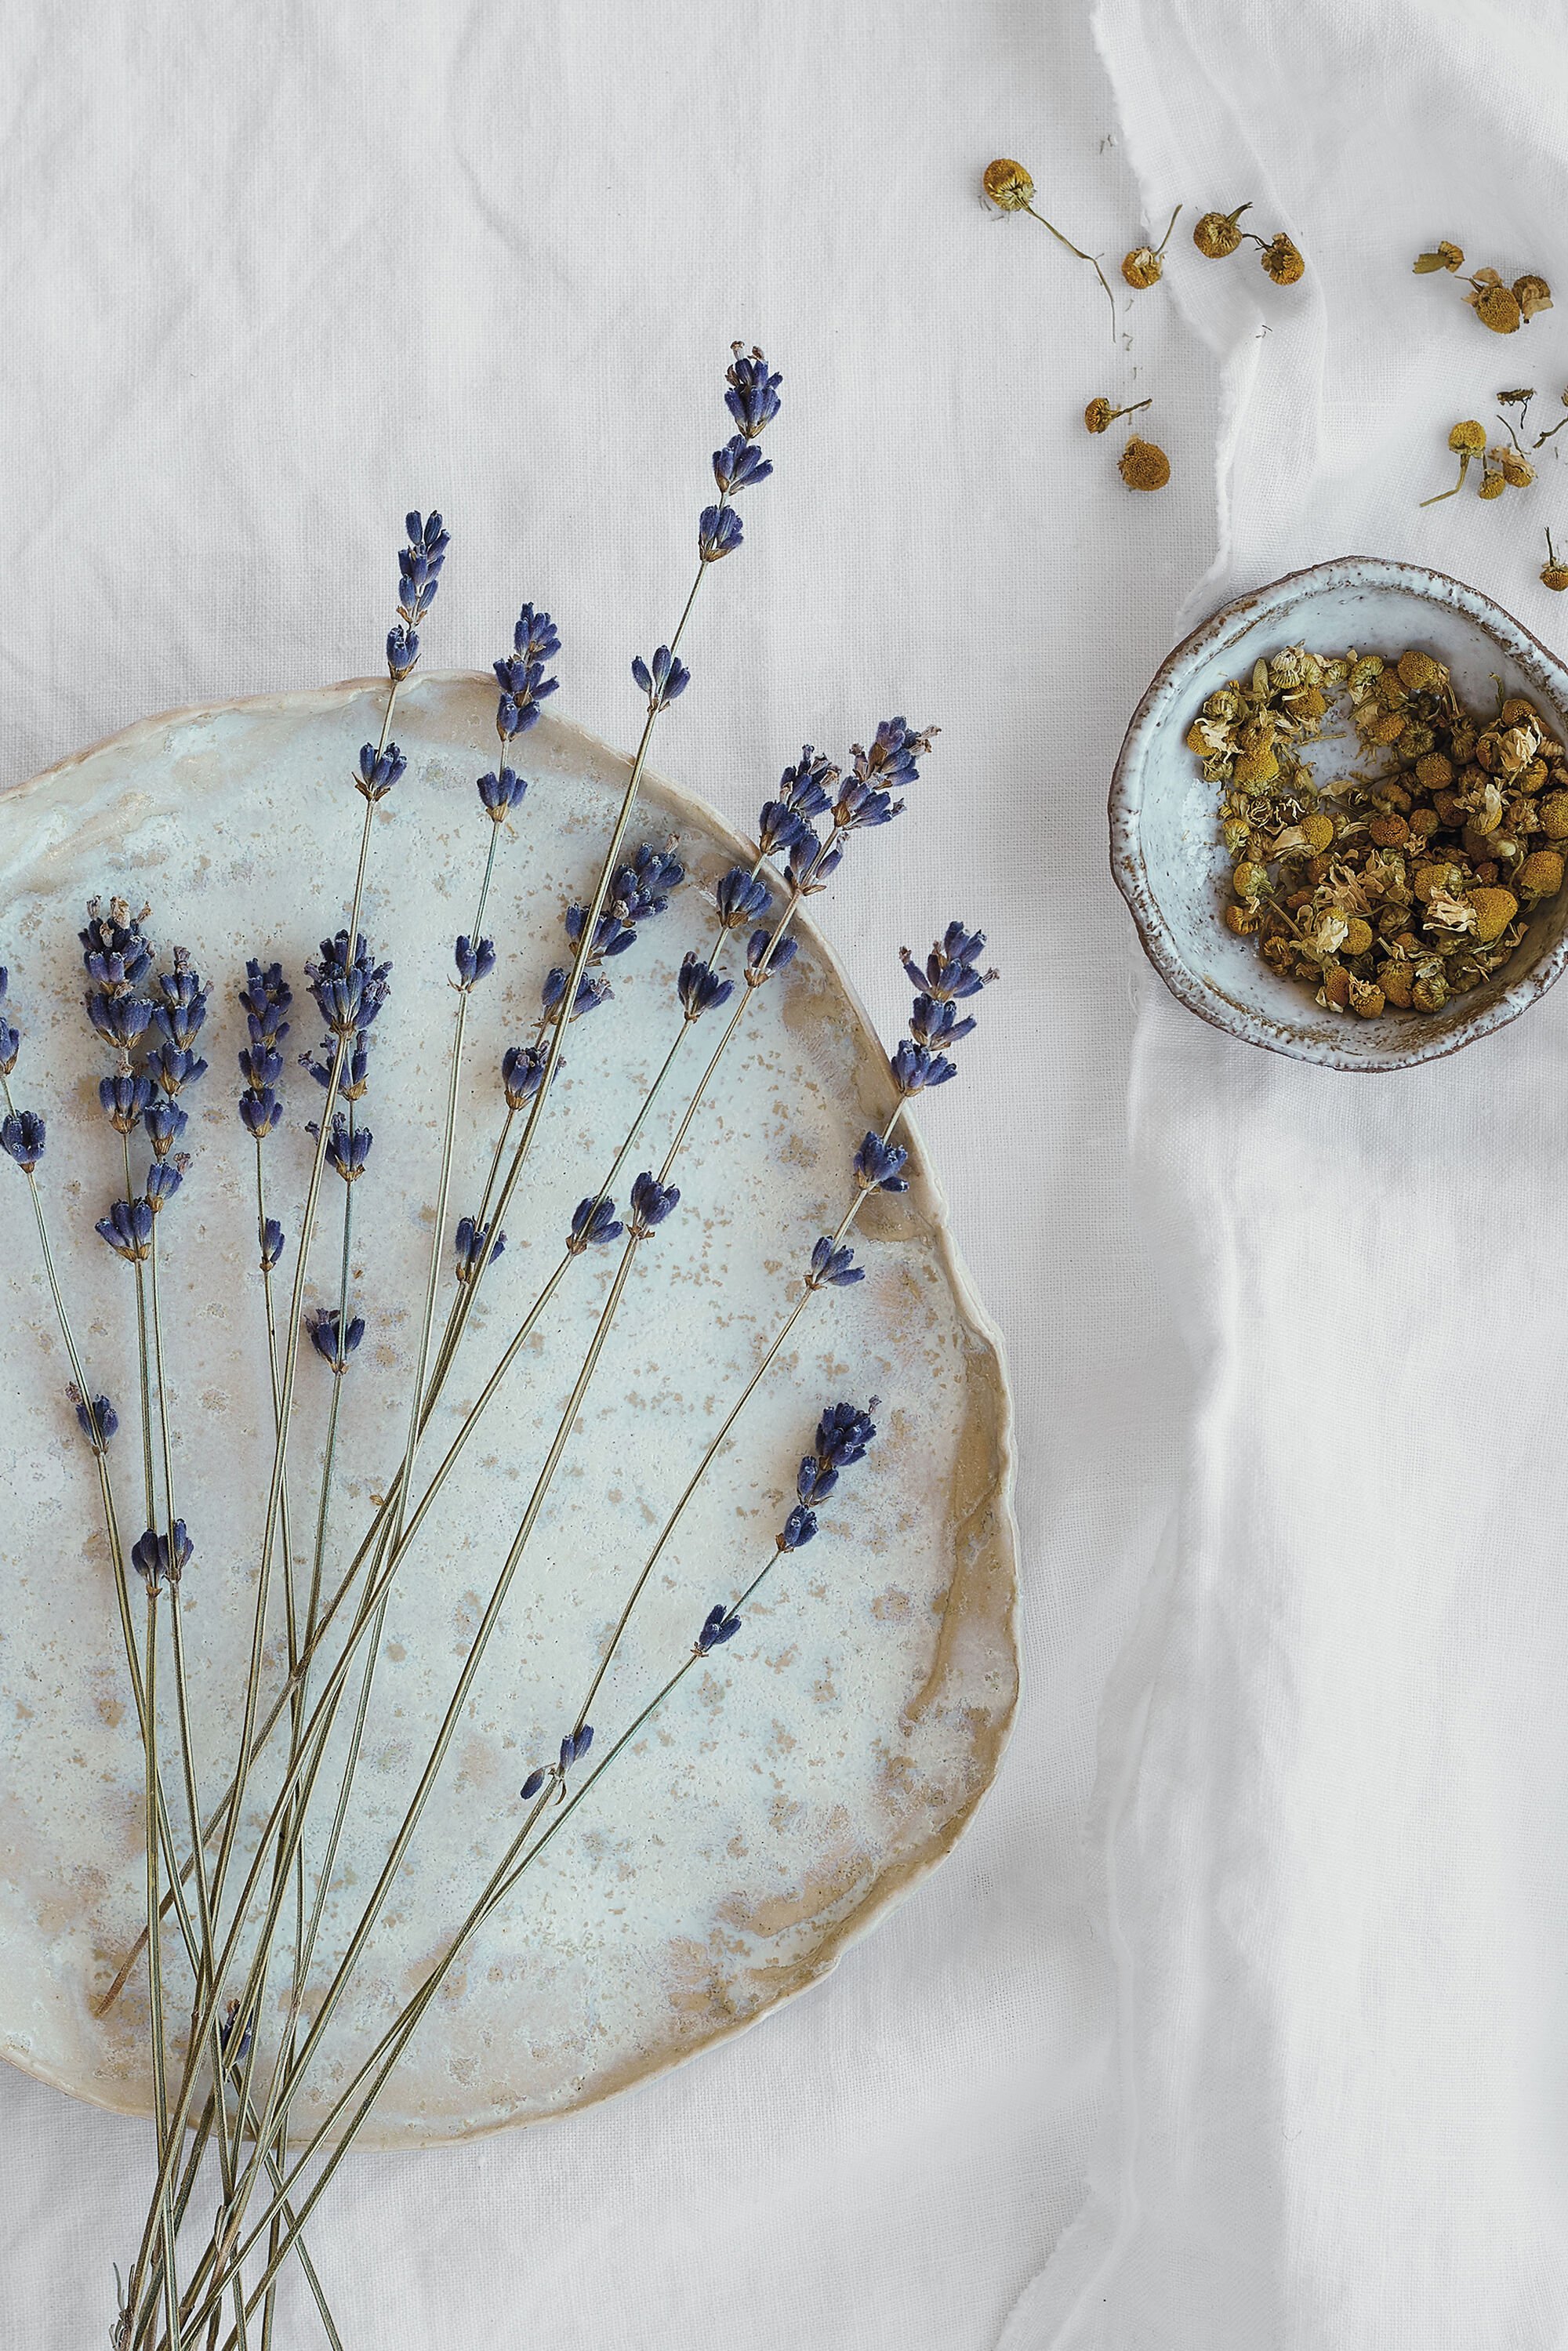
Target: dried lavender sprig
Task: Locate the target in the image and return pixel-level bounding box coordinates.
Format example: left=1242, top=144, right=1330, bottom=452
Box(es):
left=256, top=1188, right=667, bottom=2148
left=423, top=345, right=780, bottom=1428
left=568, top=929, right=990, bottom=1736
left=131, top=517, right=443, bottom=2284
left=269, top=609, right=562, bottom=2124
left=0, top=1001, right=270, bottom=2337
left=206, top=1398, right=871, bottom=2320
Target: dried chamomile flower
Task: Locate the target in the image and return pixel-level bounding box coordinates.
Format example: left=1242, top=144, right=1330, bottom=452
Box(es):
left=1478, top=458, right=1508, bottom=500
left=1118, top=436, right=1171, bottom=492
left=1083, top=394, right=1151, bottom=434
left=1192, top=202, right=1305, bottom=284
left=1121, top=205, right=1181, bottom=288
left=982, top=157, right=1034, bottom=212
left=1259, top=233, right=1305, bottom=286
left=983, top=154, right=1116, bottom=335
left=1541, top=527, right=1568, bottom=592
left=1414, top=240, right=1465, bottom=274
left=1465, top=267, right=1523, bottom=334
left=1499, top=444, right=1536, bottom=488
left=1420, top=419, right=1486, bottom=506
left=1193, top=203, right=1250, bottom=258
left=1515, top=274, right=1554, bottom=321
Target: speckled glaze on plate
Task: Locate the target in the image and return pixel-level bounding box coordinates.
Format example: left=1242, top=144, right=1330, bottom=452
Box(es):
left=0, top=677, right=1018, bottom=2145
left=1109, top=556, right=1568, bottom=1070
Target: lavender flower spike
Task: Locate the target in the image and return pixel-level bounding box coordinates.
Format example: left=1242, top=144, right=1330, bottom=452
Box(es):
left=453, top=1216, right=505, bottom=1282
left=852, top=1130, right=909, bottom=1194
left=100, top=1072, right=154, bottom=1134
left=131, top=1522, right=192, bottom=1590
left=567, top=1195, right=623, bottom=1252
left=696, top=1603, right=743, bottom=1654
left=453, top=935, right=497, bottom=989
left=725, top=344, right=784, bottom=440
left=891, top=1039, right=957, bottom=1094
left=628, top=1171, right=680, bottom=1235
left=357, top=742, right=407, bottom=803
left=2, top=1110, right=45, bottom=1170
left=144, top=1159, right=185, bottom=1214
left=307, top=1305, right=365, bottom=1375
left=387, top=509, right=449, bottom=680
left=97, top=1196, right=153, bottom=1261
left=495, top=602, right=561, bottom=740
left=698, top=504, right=744, bottom=563
left=632, top=646, right=691, bottom=713
left=806, top=1235, right=864, bottom=1289
left=477, top=765, right=529, bottom=821
left=71, top=1389, right=118, bottom=1453
left=678, top=952, right=733, bottom=1020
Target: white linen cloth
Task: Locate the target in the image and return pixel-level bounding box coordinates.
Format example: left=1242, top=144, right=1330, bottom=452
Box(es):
left=1006, top=1, right=1568, bottom=2344
left=0, top=4, right=1220, bottom=2346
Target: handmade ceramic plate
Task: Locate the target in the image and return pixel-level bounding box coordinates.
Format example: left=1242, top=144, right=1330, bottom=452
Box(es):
left=0, top=677, right=1017, bottom=2145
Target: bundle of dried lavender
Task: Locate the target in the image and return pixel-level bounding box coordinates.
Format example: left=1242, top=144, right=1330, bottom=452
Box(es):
left=0, top=346, right=996, bottom=2351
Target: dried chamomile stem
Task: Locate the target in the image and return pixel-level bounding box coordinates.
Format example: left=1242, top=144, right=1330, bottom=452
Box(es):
left=1196, top=646, right=1568, bottom=1019
left=1420, top=420, right=1486, bottom=505
left=982, top=155, right=1118, bottom=336
left=1083, top=394, right=1151, bottom=434
left=1192, top=201, right=1305, bottom=283
left=1121, top=205, right=1181, bottom=288
left=1531, top=389, right=1568, bottom=449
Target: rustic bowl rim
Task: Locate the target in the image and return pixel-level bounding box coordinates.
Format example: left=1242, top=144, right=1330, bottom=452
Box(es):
left=1108, top=553, right=1568, bottom=1072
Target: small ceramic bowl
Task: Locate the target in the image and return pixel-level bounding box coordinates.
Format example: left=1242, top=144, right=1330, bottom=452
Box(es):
left=1109, top=555, right=1568, bottom=1070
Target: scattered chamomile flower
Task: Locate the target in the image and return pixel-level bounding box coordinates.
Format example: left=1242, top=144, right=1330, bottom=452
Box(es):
left=1119, top=437, right=1171, bottom=492
left=1192, top=202, right=1251, bottom=259
left=1413, top=240, right=1465, bottom=274
left=1120, top=205, right=1181, bottom=289
left=1084, top=394, right=1151, bottom=436
left=1191, top=203, right=1305, bottom=284
left=1451, top=265, right=1552, bottom=336
left=982, top=154, right=1116, bottom=336
left=981, top=157, right=1035, bottom=212
left=1420, top=420, right=1486, bottom=506
left=1259, top=234, right=1305, bottom=287
left=1542, top=528, right=1568, bottom=592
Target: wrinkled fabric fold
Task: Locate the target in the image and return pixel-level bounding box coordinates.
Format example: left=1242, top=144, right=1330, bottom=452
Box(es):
left=1005, top=3, right=1568, bottom=2344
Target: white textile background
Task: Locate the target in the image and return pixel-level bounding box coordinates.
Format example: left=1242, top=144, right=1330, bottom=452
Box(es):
left=0, top=5, right=1219, bottom=2348
left=1006, top=1, right=1568, bottom=2346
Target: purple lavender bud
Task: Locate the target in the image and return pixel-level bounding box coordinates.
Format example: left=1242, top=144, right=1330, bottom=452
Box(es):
left=2, top=1110, right=45, bottom=1170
